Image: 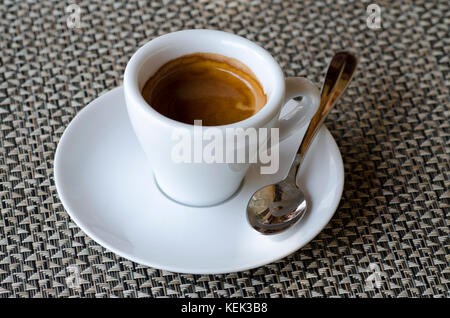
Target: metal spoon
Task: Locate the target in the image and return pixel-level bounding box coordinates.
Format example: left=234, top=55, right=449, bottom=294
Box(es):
left=247, top=51, right=358, bottom=235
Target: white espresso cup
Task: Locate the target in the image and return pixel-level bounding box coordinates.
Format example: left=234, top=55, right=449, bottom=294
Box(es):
left=124, top=29, right=320, bottom=206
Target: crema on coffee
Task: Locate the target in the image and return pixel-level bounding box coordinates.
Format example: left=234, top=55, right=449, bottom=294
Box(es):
left=141, top=53, right=267, bottom=126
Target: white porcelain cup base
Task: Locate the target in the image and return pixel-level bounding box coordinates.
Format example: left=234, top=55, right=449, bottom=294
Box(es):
left=54, top=87, right=344, bottom=274
left=152, top=173, right=245, bottom=208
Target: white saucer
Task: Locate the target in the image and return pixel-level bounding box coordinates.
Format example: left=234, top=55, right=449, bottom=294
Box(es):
left=54, top=87, right=344, bottom=274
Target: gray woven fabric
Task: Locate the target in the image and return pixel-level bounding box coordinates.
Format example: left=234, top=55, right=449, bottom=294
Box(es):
left=0, top=0, right=449, bottom=297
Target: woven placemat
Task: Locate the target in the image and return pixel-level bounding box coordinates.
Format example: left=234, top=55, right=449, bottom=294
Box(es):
left=0, top=0, right=448, bottom=297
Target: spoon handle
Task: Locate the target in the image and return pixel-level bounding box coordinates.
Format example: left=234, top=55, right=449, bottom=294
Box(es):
left=294, top=52, right=358, bottom=179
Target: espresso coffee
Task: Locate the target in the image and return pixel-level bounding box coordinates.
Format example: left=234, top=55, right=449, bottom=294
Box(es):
left=141, top=53, right=266, bottom=126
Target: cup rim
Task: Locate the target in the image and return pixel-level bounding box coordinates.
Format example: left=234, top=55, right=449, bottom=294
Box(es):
left=124, top=29, right=285, bottom=130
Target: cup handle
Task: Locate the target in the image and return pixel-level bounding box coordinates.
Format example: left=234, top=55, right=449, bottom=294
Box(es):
left=278, top=77, right=321, bottom=142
